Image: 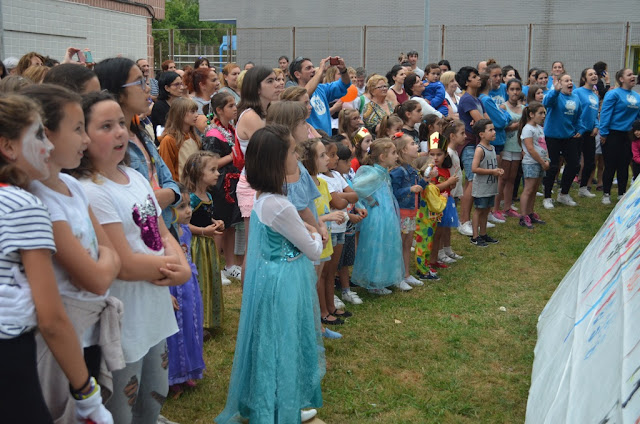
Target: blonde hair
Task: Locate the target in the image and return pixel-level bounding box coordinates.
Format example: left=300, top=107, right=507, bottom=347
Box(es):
left=221, top=63, right=241, bottom=88
left=273, top=68, right=284, bottom=79
left=161, top=97, right=201, bottom=150
left=0, top=94, right=41, bottom=188
left=367, top=75, right=388, bottom=95
left=22, top=65, right=49, bottom=83
left=281, top=86, right=307, bottom=101
left=362, top=138, right=395, bottom=166
left=265, top=101, right=307, bottom=136
left=439, top=71, right=456, bottom=88
left=324, top=67, right=339, bottom=84
left=338, top=109, right=360, bottom=140
left=236, top=69, right=247, bottom=92
left=394, top=134, right=416, bottom=166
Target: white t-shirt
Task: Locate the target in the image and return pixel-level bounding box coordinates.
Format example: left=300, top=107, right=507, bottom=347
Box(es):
left=520, top=124, right=549, bottom=165
left=318, top=171, right=349, bottom=233
left=0, top=185, right=56, bottom=339
left=447, top=147, right=463, bottom=198
left=30, top=174, right=106, bottom=302
left=82, top=167, right=178, bottom=362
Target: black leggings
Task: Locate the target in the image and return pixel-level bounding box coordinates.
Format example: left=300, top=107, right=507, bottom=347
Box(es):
left=579, top=134, right=596, bottom=187
left=602, top=130, right=632, bottom=196
left=543, top=137, right=581, bottom=197
left=0, top=332, right=54, bottom=423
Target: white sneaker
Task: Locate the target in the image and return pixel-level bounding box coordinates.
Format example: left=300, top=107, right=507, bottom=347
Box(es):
left=602, top=194, right=611, bottom=205
left=458, top=221, right=473, bottom=236
left=301, top=409, right=317, bottom=422
left=488, top=212, right=506, bottom=224
left=404, top=275, right=424, bottom=286
left=543, top=198, right=554, bottom=209
left=487, top=221, right=496, bottom=228
left=394, top=280, right=413, bottom=291
left=557, top=193, right=577, bottom=206
left=342, top=290, right=363, bottom=305
left=223, top=265, right=241, bottom=280
left=333, top=294, right=346, bottom=310
left=368, top=287, right=392, bottom=295
left=536, top=191, right=544, bottom=197
left=578, top=186, right=596, bottom=198
left=613, top=178, right=618, bottom=185
left=221, top=272, right=231, bottom=286
left=438, top=252, right=456, bottom=263
left=510, top=204, right=518, bottom=211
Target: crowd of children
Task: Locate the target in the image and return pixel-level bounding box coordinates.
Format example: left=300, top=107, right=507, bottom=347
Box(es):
left=1, top=49, right=639, bottom=424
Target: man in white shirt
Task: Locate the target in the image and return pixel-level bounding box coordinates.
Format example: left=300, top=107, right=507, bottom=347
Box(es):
left=407, top=50, right=424, bottom=79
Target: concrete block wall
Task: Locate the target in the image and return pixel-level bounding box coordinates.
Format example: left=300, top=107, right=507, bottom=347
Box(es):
left=0, top=0, right=155, bottom=65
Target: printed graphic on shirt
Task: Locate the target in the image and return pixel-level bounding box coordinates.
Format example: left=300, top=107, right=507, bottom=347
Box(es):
left=132, top=194, right=162, bottom=251
left=565, top=100, right=577, bottom=115
left=627, top=94, right=638, bottom=107
left=310, top=94, right=326, bottom=116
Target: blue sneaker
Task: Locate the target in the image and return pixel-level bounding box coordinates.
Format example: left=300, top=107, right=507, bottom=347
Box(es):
left=322, top=328, right=342, bottom=339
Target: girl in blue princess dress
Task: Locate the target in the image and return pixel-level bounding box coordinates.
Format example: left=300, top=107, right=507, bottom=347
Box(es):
left=216, top=125, right=325, bottom=424
left=167, top=184, right=205, bottom=398
left=351, top=138, right=405, bottom=295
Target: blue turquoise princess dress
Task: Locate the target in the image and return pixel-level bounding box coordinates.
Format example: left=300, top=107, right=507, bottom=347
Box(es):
left=351, top=164, right=404, bottom=288
left=216, top=194, right=325, bottom=424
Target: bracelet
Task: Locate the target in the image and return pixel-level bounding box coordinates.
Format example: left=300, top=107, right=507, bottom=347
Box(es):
left=70, top=376, right=98, bottom=400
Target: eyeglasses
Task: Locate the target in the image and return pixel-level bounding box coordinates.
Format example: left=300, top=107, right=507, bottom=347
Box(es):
left=121, top=77, right=148, bottom=90
left=375, top=85, right=389, bottom=90
left=169, top=82, right=185, bottom=88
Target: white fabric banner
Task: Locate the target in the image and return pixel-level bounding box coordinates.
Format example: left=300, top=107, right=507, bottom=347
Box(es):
left=526, top=178, right=640, bottom=423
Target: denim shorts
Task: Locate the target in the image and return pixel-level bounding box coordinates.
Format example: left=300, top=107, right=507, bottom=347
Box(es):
left=473, top=195, right=495, bottom=209
left=522, top=162, right=545, bottom=179
left=331, top=231, right=346, bottom=246
left=461, top=144, right=476, bottom=182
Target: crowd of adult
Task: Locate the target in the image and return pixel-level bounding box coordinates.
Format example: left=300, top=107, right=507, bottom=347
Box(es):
left=1, top=46, right=639, bottom=424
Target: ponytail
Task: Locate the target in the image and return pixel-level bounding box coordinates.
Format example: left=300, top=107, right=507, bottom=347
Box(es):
left=394, top=100, right=420, bottom=124
left=377, top=113, right=402, bottom=138
left=517, top=101, right=544, bottom=145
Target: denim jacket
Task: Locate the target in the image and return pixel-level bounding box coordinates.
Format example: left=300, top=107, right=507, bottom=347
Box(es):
left=127, top=130, right=180, bottom=229
left=390, top=164, right=428, bottom=210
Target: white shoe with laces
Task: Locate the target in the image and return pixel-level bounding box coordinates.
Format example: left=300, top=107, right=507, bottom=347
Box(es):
left=394, top=280, right=413, bottom=291
left=404, top=275, right=424, bottom=287
left=557, top=193, right=577, bottom=206
left=458, top=221, right=473, bottom=236
left=486, top=221, right=496, bottom=228
left=602, top=194, right=611, bottom=205
left=578, top=186, right=596, bottom=198
left=543, top=198, right=554, bottom=209
left=333, top=294, right=346, bottom=310
left=446, top=251, right=464, bottom=260
left=488, top=212, right=506, bottom=224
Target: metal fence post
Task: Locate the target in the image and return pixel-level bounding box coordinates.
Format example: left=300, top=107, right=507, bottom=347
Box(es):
left=363, top=25, right=367, bottom=69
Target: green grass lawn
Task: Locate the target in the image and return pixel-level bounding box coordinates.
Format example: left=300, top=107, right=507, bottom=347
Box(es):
left=161, top=191, right=615, bottom=424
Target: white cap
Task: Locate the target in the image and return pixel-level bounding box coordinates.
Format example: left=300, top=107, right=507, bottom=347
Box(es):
left=3, top=57, right=19, bottom=70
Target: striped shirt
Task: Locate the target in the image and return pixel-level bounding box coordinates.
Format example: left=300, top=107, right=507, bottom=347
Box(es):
left=0, top=184, right=55, bottom=339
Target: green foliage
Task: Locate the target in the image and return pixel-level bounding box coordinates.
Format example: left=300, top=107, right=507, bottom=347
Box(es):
left=153, top=0, right=233, bottom=53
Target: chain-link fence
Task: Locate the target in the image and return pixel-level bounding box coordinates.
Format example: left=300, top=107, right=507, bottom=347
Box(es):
left=152, top=28, right=237, bottom=72
left=233, top=22, right=639, bottom=79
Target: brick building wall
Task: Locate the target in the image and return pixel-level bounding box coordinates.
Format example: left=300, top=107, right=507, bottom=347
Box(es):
left=0, top=0, right=164, bottom=72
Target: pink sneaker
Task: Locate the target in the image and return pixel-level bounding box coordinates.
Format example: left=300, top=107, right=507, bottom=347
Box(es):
left=504, top=209, right=520, bottom=218
left=493, top=210, right=506, bottom=221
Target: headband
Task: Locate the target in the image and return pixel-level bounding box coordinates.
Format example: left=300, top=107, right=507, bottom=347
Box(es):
left=352, top=127, right=370, bottom=145
left=429, top=131, right=448, bottom=151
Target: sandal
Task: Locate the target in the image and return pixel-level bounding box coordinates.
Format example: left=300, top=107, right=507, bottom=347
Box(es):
left=321, top=315, right=344, bottom=325
left=331, top=309, right=352, bottom=318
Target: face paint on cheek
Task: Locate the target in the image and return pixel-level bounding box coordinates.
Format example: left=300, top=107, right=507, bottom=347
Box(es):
left=22, top=122, right=54, bottom=178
